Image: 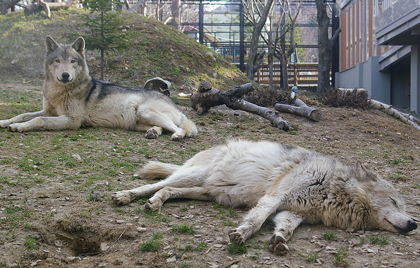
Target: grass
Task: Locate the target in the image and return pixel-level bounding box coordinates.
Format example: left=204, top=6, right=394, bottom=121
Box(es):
left=24, top=236, right=38, bottom=250
left=171, top=224, right=195, bottom=234
left=305, top=253, right=319, bottom=263
left=226, top=243, right=247, bottom=255
left=139, top=239, right=161, bottom=252
left=369, top=235, right=389, bottom=246
left=0, top=207, right=31, bottom=231
left=322, top=231, right=335, bottom=240
left=333, top=247, right=349, bottom=267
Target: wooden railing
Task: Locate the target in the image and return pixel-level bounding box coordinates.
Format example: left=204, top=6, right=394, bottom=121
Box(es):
left=254, top=63, right=319, bottom=86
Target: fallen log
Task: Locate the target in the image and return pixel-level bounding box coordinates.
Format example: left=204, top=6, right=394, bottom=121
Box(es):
left=336, top=88, right=420, bottom=130
left=25, top=0, right=78, bottom=18
left=275, top=98, right=320, bottom=121
left=370, top=99, right=420, bottom=131
left=191, top=81, right=292, bottom=131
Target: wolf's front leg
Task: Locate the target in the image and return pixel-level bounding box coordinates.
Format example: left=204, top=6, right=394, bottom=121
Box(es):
left=228, top=194, right=281, bottom=244
left=0, top=111, right=46, bottom=128
left=7, top=115, right=80, bottom=132
left=269, top=211, right=303, bottom=255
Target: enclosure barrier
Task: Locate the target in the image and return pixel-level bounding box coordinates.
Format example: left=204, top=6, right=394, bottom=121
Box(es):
left=254, top=63, right=319, bottom=86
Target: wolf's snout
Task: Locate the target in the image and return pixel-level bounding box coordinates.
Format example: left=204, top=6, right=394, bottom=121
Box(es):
left=398, top=219, right=417, bottom=233
left=408, top=219, right=417, bottom=231
left=60, top=72, right=70, bottom=83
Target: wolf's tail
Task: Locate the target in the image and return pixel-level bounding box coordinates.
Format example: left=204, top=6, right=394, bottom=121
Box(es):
left=180, top=118, right=198, bottom=138
left=134, top=161, right=180, bottom=180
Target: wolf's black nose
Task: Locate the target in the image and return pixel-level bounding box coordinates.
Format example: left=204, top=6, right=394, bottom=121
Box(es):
left=62, top=72, right=70, bottom=81
left=408, top=220, right=417, bottom=231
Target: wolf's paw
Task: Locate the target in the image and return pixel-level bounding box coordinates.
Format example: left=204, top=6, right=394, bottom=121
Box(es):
left=112, top=191, right=133, bottom=206
left=228, top=229, right=246, bottom=245
left=171, top=129, right=186, bottom=141
left=144, top=199, right=161, bottom=211
left=0, top=120, right=11, bottom=128
left=145, top=129, right=159, bottom=139
left=7, top=123, right=25, bottom=132
left=269, top=234, right=289, bottom=255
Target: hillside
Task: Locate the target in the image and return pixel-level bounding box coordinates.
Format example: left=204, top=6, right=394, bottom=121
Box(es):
left=0, top=8, right=249, bottom=91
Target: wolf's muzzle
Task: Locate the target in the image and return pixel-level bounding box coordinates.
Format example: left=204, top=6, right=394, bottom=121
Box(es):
left=59, top=72, right=71, bottom=83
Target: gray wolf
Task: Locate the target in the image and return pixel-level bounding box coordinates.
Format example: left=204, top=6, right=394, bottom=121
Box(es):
left=0, top=36, right=197, bottom=140
left=112, top=140, right=417, bottom=254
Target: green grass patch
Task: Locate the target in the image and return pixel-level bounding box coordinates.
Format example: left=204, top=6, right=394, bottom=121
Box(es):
left=369, top=235, right=389, bottom=246
left=171, top=224, right=195, bottom=234
left=225, top=243, right=247, bottom=255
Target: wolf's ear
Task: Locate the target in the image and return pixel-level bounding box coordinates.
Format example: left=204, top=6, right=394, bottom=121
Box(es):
left=355, top=161, right=376, bottom=181
left=45, top=36, right=59, bottom=55
left=71, top=37, right=85, bottom=58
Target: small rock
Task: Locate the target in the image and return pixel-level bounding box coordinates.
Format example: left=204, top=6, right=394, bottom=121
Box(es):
left=137, top=227, right=147, bottom=232
left=30, top=263, right=37, bottom=267
left=71, top=153, right=82, bottom=162
left=116, top=220, right=125, bottom=224
left=166, top=256, right=176, bottom=263
left=101, top=243, right=109, bottom=251
left=207, top=262, right=219, bottom=268
left=98, top=263, right=108, bottom=267
left=392, top=252, right=403, bottom=255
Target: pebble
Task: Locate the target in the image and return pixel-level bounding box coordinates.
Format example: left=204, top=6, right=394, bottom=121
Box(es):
left=101, top=243, right=110, bottom=251
left=137, top=227, right=147, bottom=232
left=166, top=257, right=176, bottom=263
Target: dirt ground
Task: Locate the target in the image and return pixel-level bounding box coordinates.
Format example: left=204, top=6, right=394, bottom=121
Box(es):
left=0, top=83, right=419, bottom=268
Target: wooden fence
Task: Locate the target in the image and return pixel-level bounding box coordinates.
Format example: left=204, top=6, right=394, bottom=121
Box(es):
left=254, top=63, right=319, bottom=86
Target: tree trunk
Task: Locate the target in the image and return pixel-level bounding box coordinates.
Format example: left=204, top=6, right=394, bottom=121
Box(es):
left=100, top=48, right=104, bottom=80
left=246, top=0, right=275, bottom=80
left=156, top=0, right=160, bottom=21
left=316, top=0, right=331, bottom=96
left=280, top=54, right=288, bottom=90
left=126, top=0, right=146, bottom=13
left=171, top=0, right=180, bottom=30
left=191, top=81, right=292, bottom=131
left=0, top=0, right=20, bottom=15
left=275, top=98, right=320, bottom=121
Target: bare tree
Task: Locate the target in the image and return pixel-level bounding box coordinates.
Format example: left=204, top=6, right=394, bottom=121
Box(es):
left=315, top=0, right=340, bottom=96
left=243, top=0, right=275, bottom=80
left=171, top=0, right=180, bottom=30
left=264, top=0, right=300, bottom=89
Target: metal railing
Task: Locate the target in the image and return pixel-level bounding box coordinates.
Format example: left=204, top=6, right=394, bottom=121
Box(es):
left=254, top=63, right=319, bottom=86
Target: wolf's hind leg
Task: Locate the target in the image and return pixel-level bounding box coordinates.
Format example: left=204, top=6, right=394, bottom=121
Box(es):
left=145, top=187, right=213, bottom=211
left=113, top=166, right=208, bottom=205
left=269, top=211, right=303, bottom=255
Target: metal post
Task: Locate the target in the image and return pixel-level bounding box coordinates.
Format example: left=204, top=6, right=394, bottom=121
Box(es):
left=199, top=0, right=204, bottom=44
left=239, top=1, right=245, bottom=72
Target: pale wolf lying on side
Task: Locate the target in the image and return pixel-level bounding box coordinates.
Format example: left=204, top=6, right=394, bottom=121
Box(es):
left=113, top=140, right=417, bottom=254
left=0, top=36, right=197, bottom=140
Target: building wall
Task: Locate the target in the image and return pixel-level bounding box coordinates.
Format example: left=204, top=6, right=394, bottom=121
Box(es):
left=335, top=56, right=391, bottom=103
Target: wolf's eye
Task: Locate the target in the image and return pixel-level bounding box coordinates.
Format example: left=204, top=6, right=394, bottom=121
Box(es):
left=389, top=197, right=398, bottom=207
left=70, top=59, right=76, bottom=63
left=55, top=59, right=60, bottom=63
